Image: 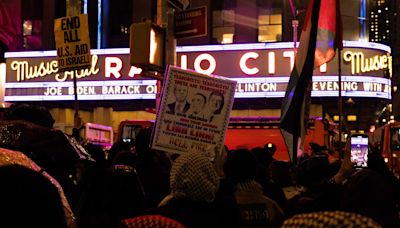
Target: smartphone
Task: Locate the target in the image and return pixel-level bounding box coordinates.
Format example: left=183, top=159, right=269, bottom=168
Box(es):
left=350, top=134, right=369, bottom=168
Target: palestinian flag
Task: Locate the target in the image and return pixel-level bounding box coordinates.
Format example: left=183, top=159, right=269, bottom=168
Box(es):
left=280, top=0, right=342, bottom=166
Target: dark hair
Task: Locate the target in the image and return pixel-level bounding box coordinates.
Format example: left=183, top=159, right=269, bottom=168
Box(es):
left=296, top=155, right=330, bottom=187
left=264, top=143, right=277, bottom=155
left=112, top=150, right=137, bottom=167
left=0, top=165, right=67, bottom=228
left=135, top=127, right=154, bottom=159
left=85, top=143, right=106, bottom=168
left=4, top=103, right=55, bottom=128
left=108, top=141, right=131, bottom=165
left=270, top=160, right=294, bottom=187
left=341, top=169, right=400, bottom=227
left=194, top=92, right=207, bottom=104
left=309, top=142, right=323, bottom=154
left=251, top=146, right=274, bottom=168
left=224, top=149, right=257, bottom=182
left=209, top=91, right=225, bottom=114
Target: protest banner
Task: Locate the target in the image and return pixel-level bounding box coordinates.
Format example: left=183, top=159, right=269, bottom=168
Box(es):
left=151, top=65, right=237, bottom=157
left=54, top=14, right=91, bottom=72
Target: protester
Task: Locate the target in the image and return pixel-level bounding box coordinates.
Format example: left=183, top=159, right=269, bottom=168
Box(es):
left=2, top=103, right=400, bottom=228
left=0, top=103, right=92, bottom=204
left=286, top=154, right=339, bottom=217
left=3, top=103, right=55, bottom=128
left=281, top=211, right=381, bottom=228
left=0, top=164, right=68, bottom=228
left=251, top=147, right=287, bottom=209
left=73, top=144, right=107, bottom=228
left=120, top=215, right=185, bottom=228
left=264, top=143, right=277, bottom=158
left=0, top=147, right=77, bottom=227
left=102, top=153, right=147, bottom=228
left=135, top=127, right=172, bottom=208
left=146, top=152, right=221, bottom=228
left=341, top=167, right=400, bottom=227
left=107, top=141, right=132, bottom=167
left=219, top=148, right=284, bottom=227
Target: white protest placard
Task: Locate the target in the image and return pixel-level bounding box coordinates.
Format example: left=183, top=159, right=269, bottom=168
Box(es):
left=54, top=14, right=91, bottom=72
left=151, top=65, right=237, bottom=156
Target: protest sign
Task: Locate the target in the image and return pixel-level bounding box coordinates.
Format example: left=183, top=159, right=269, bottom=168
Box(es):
left=151, top=65, right=237, bottom=156
left=54, top=14, right=91, bottom=72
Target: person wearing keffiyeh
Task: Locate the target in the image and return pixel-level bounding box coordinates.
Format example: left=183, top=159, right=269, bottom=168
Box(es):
left=220, top=149, right=285, bottom=227
left=145, top=152, right=221, bottom=228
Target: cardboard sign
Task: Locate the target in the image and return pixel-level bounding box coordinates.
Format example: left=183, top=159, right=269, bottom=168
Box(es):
left=54, top=14, right=91, bottom=72
left=151, top=65, right=237, bottom=157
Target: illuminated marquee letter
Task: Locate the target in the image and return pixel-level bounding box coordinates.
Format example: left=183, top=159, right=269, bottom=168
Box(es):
left=344, top=51, right=362, bottom=74
left=239, top=52, right=259, bottom=75
left=268, top=52, right=275, bottom=74
left=343, top=51, right=390, bottom=74
left=194, top=53, right=216, bottom=75
left=180, top=55, right=188, bottom=69
left=105, top=57, right=123, bottom=78
left=146, top=85, right=157, bottom=93
left=283, top=51, right=295, bottom=71
left=128, top=66, right=142, bottom=78
left=320, top=63, right=327, bottom=73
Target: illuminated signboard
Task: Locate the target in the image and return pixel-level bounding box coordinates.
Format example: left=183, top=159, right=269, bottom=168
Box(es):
left=4, top=41, right=391, bottom=101
left=3, top=76, right=391, bottom=101
left=176, top=41, right=392, bottom=77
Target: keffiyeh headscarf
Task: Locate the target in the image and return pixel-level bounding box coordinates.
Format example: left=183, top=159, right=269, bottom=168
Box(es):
left=121, top=215, right=185, bottom=228
left=170, top=152, right=219, bottom=202
left=281, top=211, right=381, bottom=228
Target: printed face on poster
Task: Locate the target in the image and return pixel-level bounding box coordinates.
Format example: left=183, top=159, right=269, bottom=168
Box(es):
left=151, top=65, right=237, bottom=156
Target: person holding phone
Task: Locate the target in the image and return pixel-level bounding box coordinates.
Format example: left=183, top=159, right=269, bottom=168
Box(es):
left=333, top=136, right=400, bottom=227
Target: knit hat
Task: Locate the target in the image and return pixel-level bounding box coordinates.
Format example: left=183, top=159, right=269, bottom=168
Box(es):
left=170, top=152, right=219, bottom=202
left=281, top=211, right=381, bottom=228
left=120, top=215, right=185, bottom=228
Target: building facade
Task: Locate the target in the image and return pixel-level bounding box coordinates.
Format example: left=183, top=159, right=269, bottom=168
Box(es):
left=0, top=0, right=394, bottom=138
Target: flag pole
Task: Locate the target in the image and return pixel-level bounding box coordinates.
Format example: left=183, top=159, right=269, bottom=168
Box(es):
left=67, top=0, right=82, bottom=129
left=338, top=47, right=343, bottom=158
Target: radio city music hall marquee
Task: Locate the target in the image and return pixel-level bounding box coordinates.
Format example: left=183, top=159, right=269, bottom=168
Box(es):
left=3, top=41, right=391, bottom=101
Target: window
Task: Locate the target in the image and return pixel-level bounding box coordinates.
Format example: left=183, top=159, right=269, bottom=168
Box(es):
left=22, top=0, right=44, bottom=50
left=258, top=8, right=282, bottom=42
left=107, top=0, right=133, bottom=47
left=212, top=10, right=235, bottom=44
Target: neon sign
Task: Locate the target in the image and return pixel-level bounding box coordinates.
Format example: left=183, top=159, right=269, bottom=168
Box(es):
left=177, top=44, right=391, bottom=77
left=343, top=51, right=391, bottom=74
left=4, top=76, right=391, bottom=101
left=10, top=55, right=100, bottom=82
left=4, top=41, right=391, bottom=101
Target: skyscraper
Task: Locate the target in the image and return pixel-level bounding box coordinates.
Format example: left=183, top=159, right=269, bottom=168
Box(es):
left=369, top=0, right=391, bottom=45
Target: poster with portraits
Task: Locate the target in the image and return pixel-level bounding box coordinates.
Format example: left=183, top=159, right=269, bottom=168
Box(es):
left=151, top=65, right=237, bottom=156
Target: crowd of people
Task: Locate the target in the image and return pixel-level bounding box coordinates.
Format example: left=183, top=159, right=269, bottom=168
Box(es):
left=0, top=103, right=400, bottom=227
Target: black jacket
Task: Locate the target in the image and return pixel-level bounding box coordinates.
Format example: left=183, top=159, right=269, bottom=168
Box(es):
left=167, top=102, right=190, bottom=114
